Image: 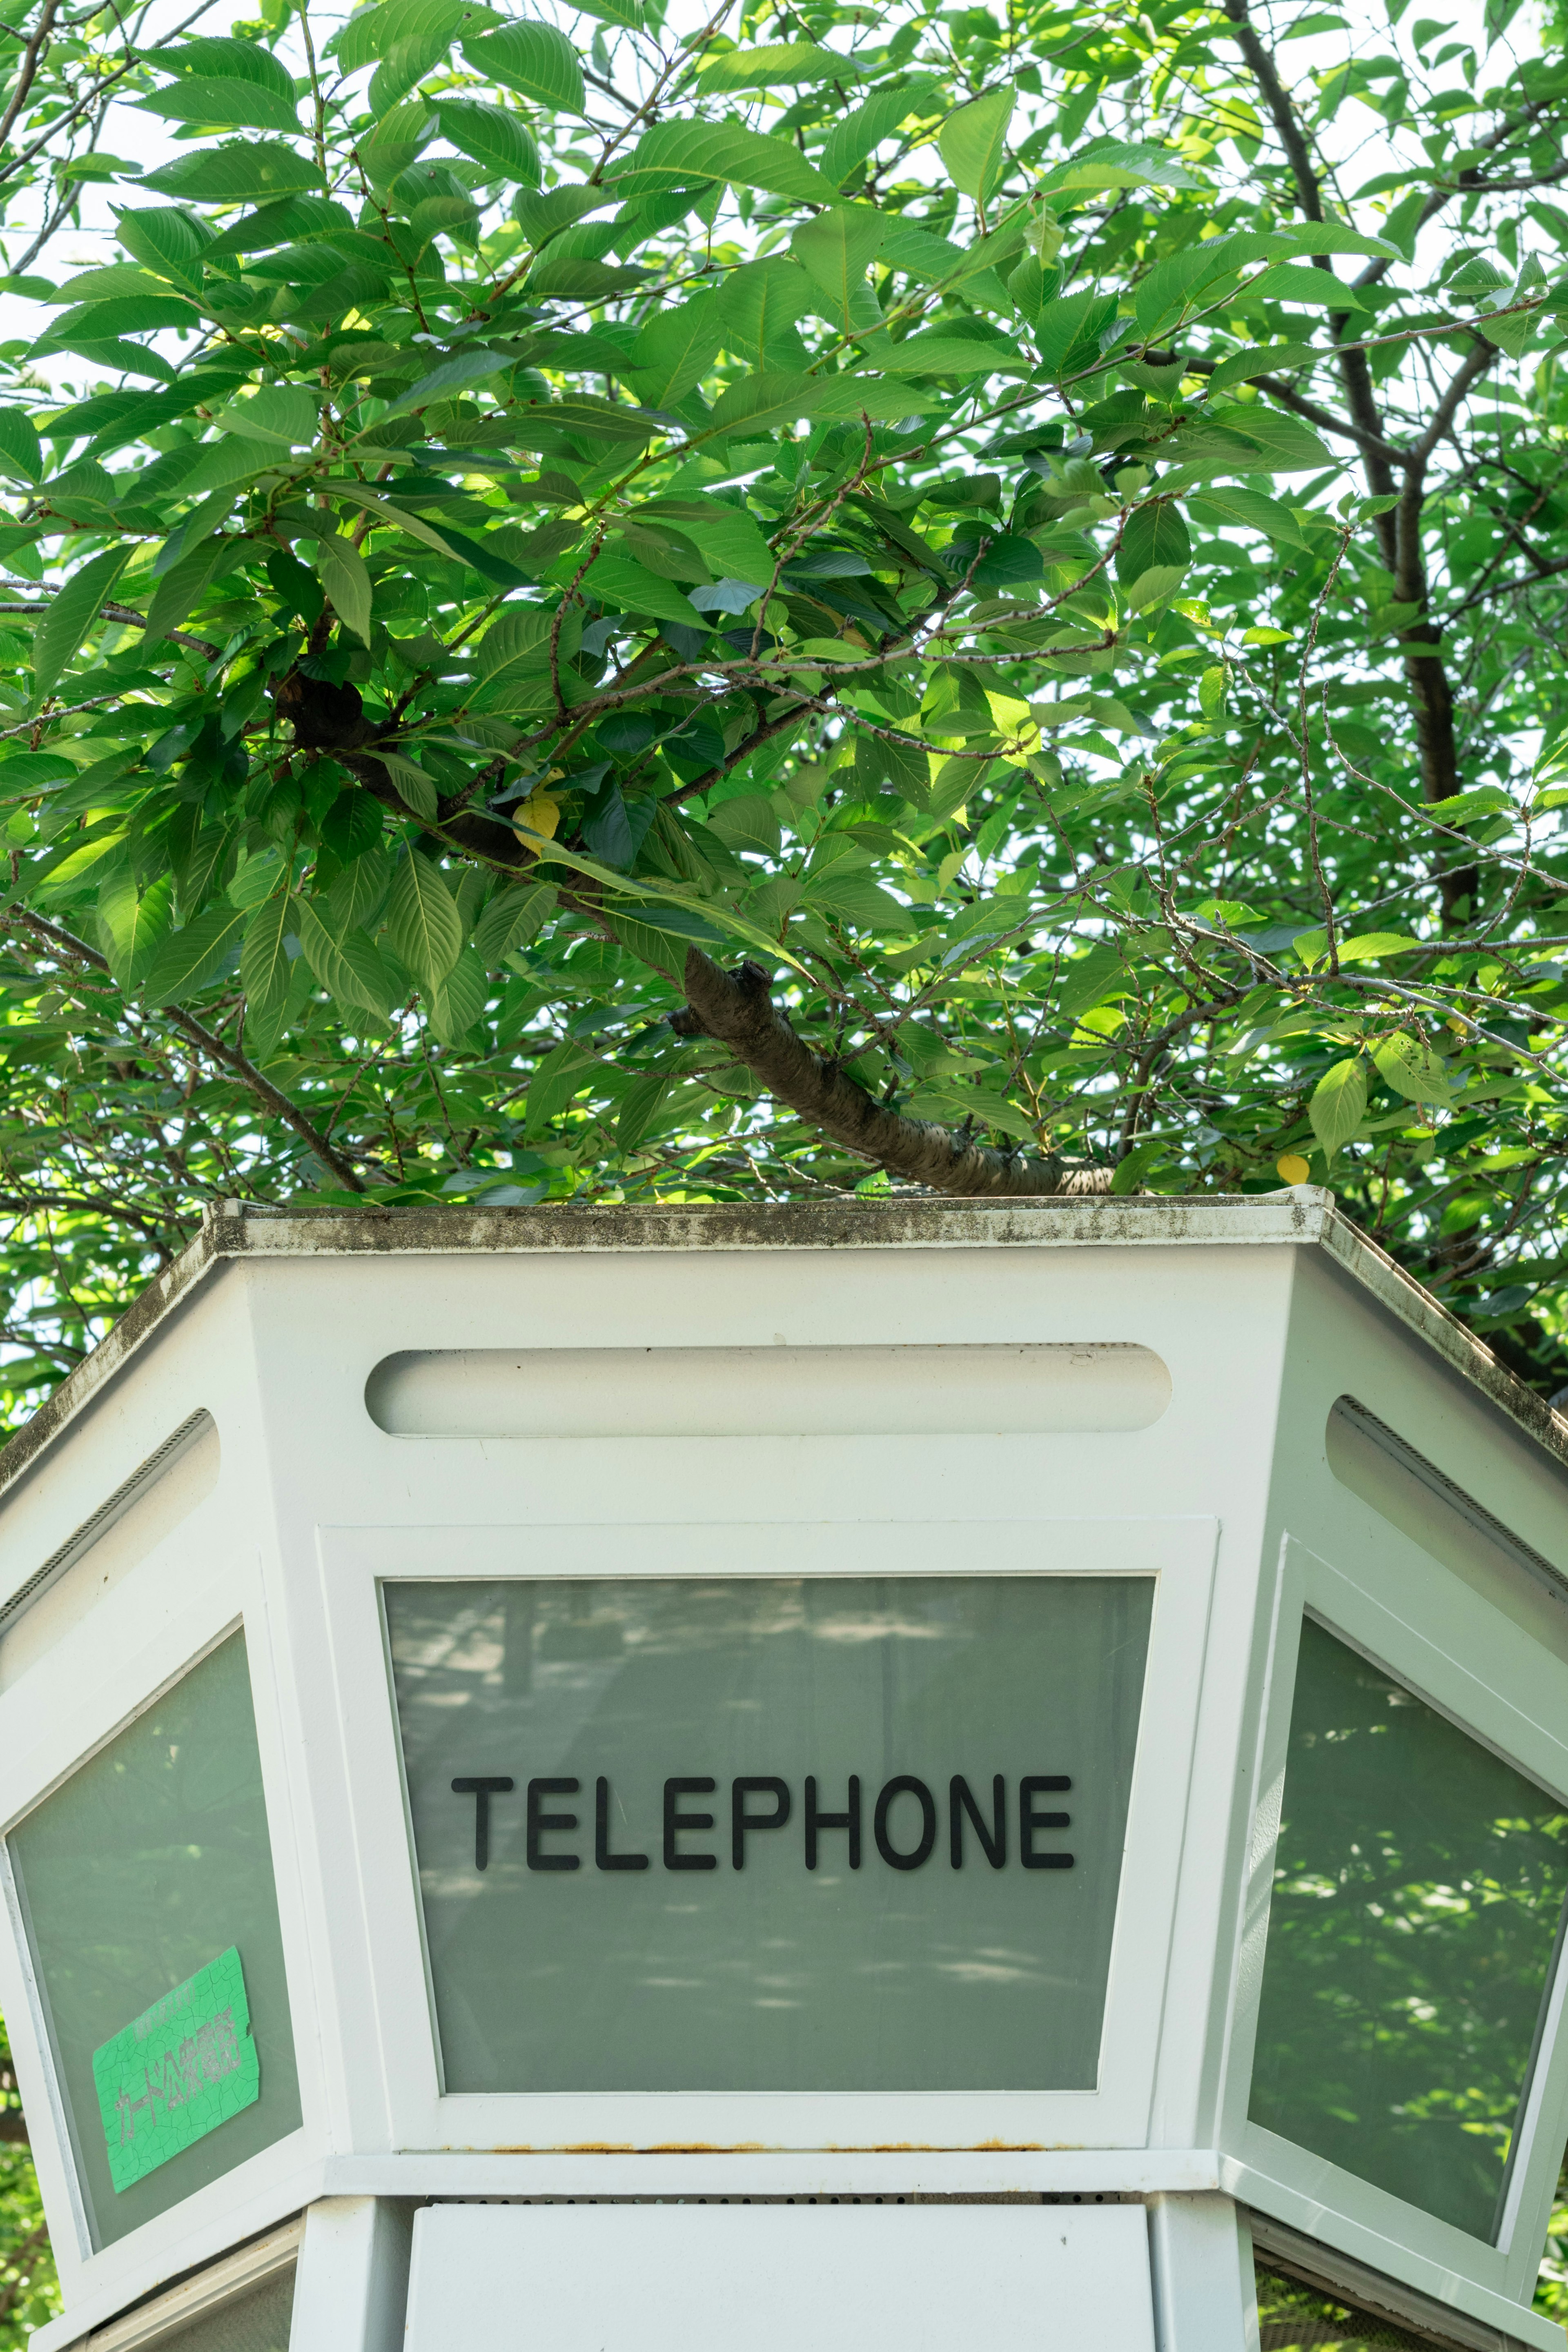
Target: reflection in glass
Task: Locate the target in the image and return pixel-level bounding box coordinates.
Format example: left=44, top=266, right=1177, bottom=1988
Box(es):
left=9, top=1634, right=302, bottom=2249
left=1249, top=1618, right=1568, bottom=2239
left=384, top=1574, right=1153, bottom=2095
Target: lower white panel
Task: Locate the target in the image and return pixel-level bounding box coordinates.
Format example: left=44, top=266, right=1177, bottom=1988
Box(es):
left=403, top=2203, right=1156, bottom=2352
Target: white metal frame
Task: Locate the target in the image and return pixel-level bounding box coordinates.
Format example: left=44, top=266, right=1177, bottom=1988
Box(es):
left=0, top=1532, right=323, bottom=2300
left=1219, top=1528, right=1568, bottom=2326
left=317, top=1513, right=1217, bottom=2156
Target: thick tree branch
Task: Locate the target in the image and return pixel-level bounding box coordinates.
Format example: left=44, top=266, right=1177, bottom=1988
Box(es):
left=674, top=951, right=1112, bottom=1197
left=5, top=907, right=369, bottom=1192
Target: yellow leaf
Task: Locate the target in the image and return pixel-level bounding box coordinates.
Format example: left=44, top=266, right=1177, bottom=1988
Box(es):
left=1276, top=1152, right=1311, bottom=1185
left=514, top=789, right=562, bottom=845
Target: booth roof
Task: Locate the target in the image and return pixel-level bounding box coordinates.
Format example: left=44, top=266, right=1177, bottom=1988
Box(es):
left=1, top=1188, right=1564, bottom=1501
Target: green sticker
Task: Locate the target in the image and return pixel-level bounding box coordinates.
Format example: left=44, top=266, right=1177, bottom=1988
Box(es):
left=91, top=1947, right=261, bottom=2192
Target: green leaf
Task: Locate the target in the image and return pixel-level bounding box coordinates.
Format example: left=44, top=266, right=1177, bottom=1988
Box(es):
left=143, top=901, right=247, bottom=1005
left=624, top=120, right=837, bottom=206
left=1059, top=942, right=1131, bottom=1020
left=378, top=346, right=512, bottom=416
left=1117, top=499, right=1191, bottom=585
left=240, top=891, right=294, bottom=1013
left=216, top=383, right=320, bottom=446
left=425, top=943, right=489, bottom=1044
left=97, top=870, right=173, bottom=989
left=706, top=793, right=780, bottom=855
left=437, top=98, right=540, bottom=184
left=1040, top=137, right=1205, bottom=195
left=379, top=749, right=440, bottom=821
left=138, top=78, right=301, bottom=132
left=314, top=532, right=374, bottom=645
left=1425, top=786, right=1515, bottom=825
left=154, top=433, right=278, bottom=511
left=0, top=407, right=43, bottom=485
left=582, top=548, right=710, bottom=630
left=1308, top=1055, right=1367, bottom=1162
left=359, top=100, right=437, bottom=185
left=1122, top=564, right=1187, bottom=613
left=114, top=206, right=212, bottom=294
left=473, top=880, right=555, bottom=964
left=936, top=88, right=1014, bottom=202
left=524, top=1037, right=597, bottom=1136
left=818, top=77, right=939, bottom=187
left=143, top=532, right=245, bottom=646
left=697, top=42, right=865, bottom=91
left=1372, top=1030, right=1451, bottom=1104
left=617, top=1067, right=672, bottom=1150
left=626, top=296, right=723, bottom=407
left=1189, top=486, right=1312, bottom=552
left=296, top=896, right=399, bottom=1015
left=790, top=207, right=886, bottom=329
left=385, top=851, right=463, bottom=986
left=1222, top=406, right=1336, bottom=472
left=462, top=22, right=585, bottom=112
left=334, top=0, right=468, bottom=74
left=140, top=141, right=323, bottom=203
left=1205, top=341, right=1320, bottom=394
left=32, top=544, right=132, bottom=704
left=370, top=29, right=453, bottom=116
left=1033, top=289, right=1118, bottom=379
left=638, top=495, right=774, bottom=584
left=157, top=35, right=297, bottom=96
left=1245, top=262, right=1366, bottom=312
left=1293, top=929, right=1422, bottom=968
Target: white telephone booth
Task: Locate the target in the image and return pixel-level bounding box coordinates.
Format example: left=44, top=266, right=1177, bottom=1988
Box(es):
left=0, top=1192, right=1566, bottom=2352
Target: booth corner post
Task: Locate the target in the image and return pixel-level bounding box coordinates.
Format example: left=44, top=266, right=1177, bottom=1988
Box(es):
left=0, top=1192, right=1565, bottom=2352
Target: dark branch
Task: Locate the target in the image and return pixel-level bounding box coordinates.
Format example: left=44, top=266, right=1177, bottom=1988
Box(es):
left=675, top=951, right=1112, bottom=1198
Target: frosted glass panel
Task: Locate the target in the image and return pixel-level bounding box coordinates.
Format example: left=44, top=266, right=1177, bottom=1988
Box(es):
left=385, top=1574, right=1153, bottom=2094
left=9, top=1634, right=302, bottom=2248
left=157, top=2267, right=295, bottom=2352
left=1249, top=1619, right=1568, bottom=2239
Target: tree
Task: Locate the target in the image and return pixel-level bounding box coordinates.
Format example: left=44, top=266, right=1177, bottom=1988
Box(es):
left=0, top=0, right=1567, bottom=1436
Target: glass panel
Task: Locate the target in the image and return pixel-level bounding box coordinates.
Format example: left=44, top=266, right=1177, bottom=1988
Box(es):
left=9, top=1633, right=302, bottom=2249
left=385, top=1573, right=1153, bottom=2094
left=1249, top=1617, right=1568, bottom=2239
left=150, top=2265, right=295, bottom=2352
left=1253, top=2261, right=1439, bottom=2351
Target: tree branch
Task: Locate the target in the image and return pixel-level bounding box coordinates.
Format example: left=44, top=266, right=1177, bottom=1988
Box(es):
left=674, top=951, right=1112, bottom=1197
left=0, top=0, right=60, bottom=155
left=5, top=908, right=368, bottom=1192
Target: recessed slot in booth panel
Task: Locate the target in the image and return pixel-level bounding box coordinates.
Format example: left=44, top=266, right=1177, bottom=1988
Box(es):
left=1248, top=1617, right=1568, bottom=2242
left=384, top=1572, right=1152, bottom=2097
left=365, top=1343, right=1172, bottom=1439
left=9, top=1634, right=302, bottom=2250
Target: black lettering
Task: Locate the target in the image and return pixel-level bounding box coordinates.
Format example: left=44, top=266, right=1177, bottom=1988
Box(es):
left=1020, top=1775, right=1073, bottom=1870
left=805, top=1775, right=862, bottom=1870
left=527, top=1777, right=581, bottom=1871
left=732, top=1776, right=791, bottom=1869
left=452, top=1776, right=513, bottom=1872
left=664, top=1777, right=718, bottom=1870
left=874, top=1775, right=937, bottom=1870
left=949, top=1774, right=1006, bottom=1869
left=596, top=1777, right=649, bottom=1871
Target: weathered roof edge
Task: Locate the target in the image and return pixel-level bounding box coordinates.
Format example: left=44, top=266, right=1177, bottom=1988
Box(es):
left=1, top=1189, right=1563, bottom=1506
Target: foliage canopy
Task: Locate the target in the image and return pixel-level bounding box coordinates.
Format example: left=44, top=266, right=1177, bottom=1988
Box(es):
left=0, top=0, right=1567, bottom=1414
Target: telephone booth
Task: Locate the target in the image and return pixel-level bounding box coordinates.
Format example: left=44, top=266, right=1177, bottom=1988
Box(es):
left=0, top=1192, right=1564, bottom=2352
